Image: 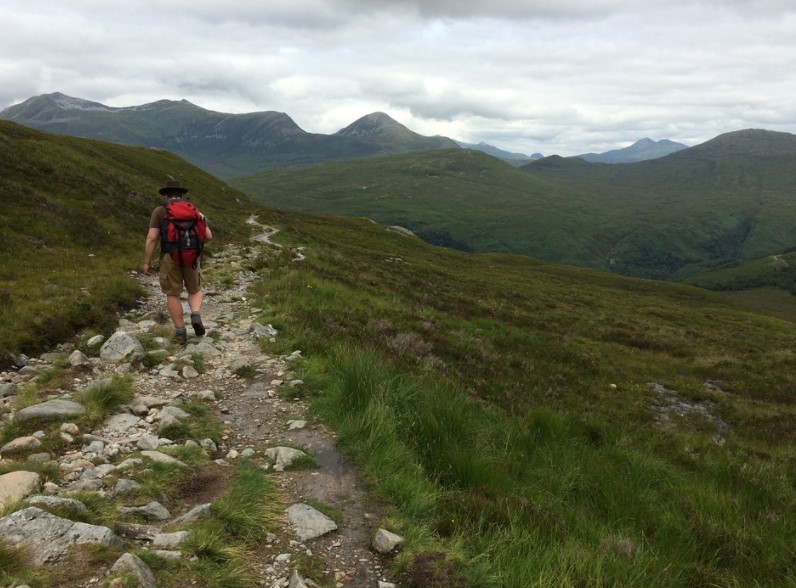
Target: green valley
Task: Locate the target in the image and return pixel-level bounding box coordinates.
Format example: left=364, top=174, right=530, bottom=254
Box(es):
left=233, top=129, right=796, bottom=285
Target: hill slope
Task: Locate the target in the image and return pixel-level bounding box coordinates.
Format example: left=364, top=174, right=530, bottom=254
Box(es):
left=247, top=208, right=796, bottom=586
left=0, top=120, right=794, bottom=585
left=0, top=93, right=464, bottom=179
left=0, top=120, right=259, bottom=363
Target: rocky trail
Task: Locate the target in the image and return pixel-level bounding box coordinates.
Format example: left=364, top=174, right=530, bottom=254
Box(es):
left=0, top=231, right=403, bottom=588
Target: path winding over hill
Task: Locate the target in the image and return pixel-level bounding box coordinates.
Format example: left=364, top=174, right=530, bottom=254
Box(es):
left=0, top=229, right=400, bottom=587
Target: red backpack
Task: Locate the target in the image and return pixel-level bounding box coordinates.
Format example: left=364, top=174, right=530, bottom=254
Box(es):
left=160, top=199, right=208, bottom=268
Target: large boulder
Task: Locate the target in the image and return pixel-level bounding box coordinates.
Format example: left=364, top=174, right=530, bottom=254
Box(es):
left=0, top=507, right=123, bottom=564
left=13, top=399, right=85, bottom=423
left=99, top=332, right=145, bottom=361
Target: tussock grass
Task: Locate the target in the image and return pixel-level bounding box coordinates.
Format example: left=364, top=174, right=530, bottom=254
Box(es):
left=212, top=462, right=283, bottom=541
left=75, top=375, right=134, bottom=424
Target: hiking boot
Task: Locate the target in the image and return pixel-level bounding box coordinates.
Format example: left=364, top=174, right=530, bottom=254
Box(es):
left=191, top=313, right=205, bottom=337
left=174, top=328, right=187, bottom=345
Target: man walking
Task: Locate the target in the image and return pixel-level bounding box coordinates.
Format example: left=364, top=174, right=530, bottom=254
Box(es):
left=143, top=179, right=213, bottom=344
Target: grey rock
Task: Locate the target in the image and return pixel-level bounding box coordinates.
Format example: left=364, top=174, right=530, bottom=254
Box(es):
left=13, top=399, right=85, bottom=423
left=196, top=389, right=217, bottom=401
left=137, top=432, right=160, bottom=450
left=25, top=495, right=87, bottom=512
left=94, top=464, right=117, bottom=478
left=82, top=440, right=105, bottom=454
left=287, top=420, right=306, bottom=430
left=289, top=569, right=310, bottom=588
left=13, top=353, right=29, bottom=368
left=117, top=458, right=144, bottom=470
left=182, top=365, right=199, bottom=379
left=159, top=405, right=190, bottom=420
left=173, top=502, right=212, bottom=525
left=140, top=450, right=187, bottom=468
left=117, top=500, right=171, bottom=521
left=0, top=471, right=41, bottom=507
left=104, top=413, right=142, bottom=433
left=265, top=447, right=309, bottom=472
left=109, top=553, right=157, bottom=588
left=116, top=522, right=160, bottom=541
left=372, top=528, right=405, bottom=554
left=199, top=438, right=217, bottom=453
left=67, top=479, right=103, bottom=492
left=86, top=334, right=105, bottom=347
left=0, top=383, right=18, bottom=398
left=180, top=342, right=221, bottom=356
left=134, top=395, right=170, bottom=409
left=0, top=435, right=43, bottom=454
left=153, top=530, right=189, bottom=549
left=251, top=322, right=278, bottom=339
left=60, top=422, right=80, bottom=435
left=100, top=332, right=145, bottom=361
left=285, top=503, right=338, bottom=541
left=0, top=507, right=122, bottom=565
left=68, top=350, right=90, bottom=367
left=153, top=549, right=182, bottom=559
left=114, top=478, right=141, bottom=496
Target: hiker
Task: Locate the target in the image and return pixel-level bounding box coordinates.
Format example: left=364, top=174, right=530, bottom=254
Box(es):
left=142, top=179, right=212, bottom=344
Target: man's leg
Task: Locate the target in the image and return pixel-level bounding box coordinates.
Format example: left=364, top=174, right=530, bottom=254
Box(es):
left=187, top=290, right=203, bottom=314
left=188, top=290, right=205, bottom=336
left=166, top=295, right=186, bottom=328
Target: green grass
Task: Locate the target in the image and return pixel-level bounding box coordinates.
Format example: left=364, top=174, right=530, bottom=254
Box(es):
left=248, top=209, right=796, bottom=587
left=74, top=375, right=135, bottom=424
left=145, top=462, right=284, bottom=588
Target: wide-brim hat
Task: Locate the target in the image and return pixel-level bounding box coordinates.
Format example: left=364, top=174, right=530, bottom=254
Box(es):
left=159, top=179, right=189, bottom=195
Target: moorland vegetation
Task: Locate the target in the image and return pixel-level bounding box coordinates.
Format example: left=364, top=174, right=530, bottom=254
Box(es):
left=0, top=121, right=794, bottom=587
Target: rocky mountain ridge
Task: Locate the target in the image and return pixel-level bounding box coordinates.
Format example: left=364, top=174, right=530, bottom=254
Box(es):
left=1, top=93, right=683, bottom=177
left=0, top=231, right=403, bottom=588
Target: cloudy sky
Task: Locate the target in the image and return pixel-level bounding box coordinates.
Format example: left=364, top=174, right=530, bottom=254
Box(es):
left=2, top=0, right=795, bottom=156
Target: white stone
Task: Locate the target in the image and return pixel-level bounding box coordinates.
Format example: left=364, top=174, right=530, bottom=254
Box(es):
left=0, top=471, right=42, bottom=507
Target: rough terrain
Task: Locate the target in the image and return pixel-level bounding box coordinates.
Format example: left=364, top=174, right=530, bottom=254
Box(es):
left=0, top=229, right=403, bottom=587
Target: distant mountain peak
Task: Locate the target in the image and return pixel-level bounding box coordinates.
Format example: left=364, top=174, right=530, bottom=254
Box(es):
left=336, top=112, right=406, bottom=137
left=577, top=137, right=688, bottom=164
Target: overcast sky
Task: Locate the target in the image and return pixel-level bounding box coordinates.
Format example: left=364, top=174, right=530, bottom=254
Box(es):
left=2, top=0, right=795, bottom=156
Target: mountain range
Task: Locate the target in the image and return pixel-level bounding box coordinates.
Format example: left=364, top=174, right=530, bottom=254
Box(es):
left=1, top=92, right=680, bottom=178
left=576, top=137, right=688, bottom=163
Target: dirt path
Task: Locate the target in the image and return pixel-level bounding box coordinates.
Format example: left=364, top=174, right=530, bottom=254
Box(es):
left=135, top=231, right=395, bottom=587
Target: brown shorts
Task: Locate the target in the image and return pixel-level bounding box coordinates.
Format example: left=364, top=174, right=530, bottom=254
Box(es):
left=158, top=253, right=203, bottom=296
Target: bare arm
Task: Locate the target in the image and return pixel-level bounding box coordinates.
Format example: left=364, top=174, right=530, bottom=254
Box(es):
left=143, top=227, right=160, bottom=275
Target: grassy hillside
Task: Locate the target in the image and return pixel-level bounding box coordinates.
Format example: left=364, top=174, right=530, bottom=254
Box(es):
left=248, top=209, right=795, bottom=586
left=0, top=121, right=260, bottom=365
left=3, top=120, right=795, bottom=585
left=234, top=132, right=796, bottom=283
left=233, top=148, right=623, bottom=261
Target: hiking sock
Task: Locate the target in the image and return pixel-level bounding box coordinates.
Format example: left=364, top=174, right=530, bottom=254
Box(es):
left=191, top=312, right=205, bottom=337
left=174, top=327, right=187, bottom=345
